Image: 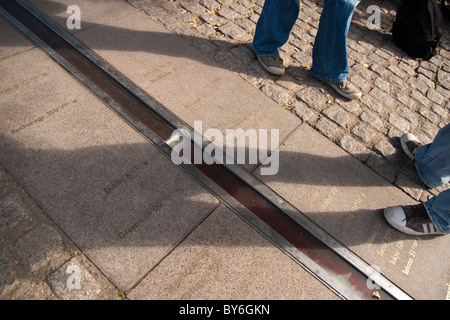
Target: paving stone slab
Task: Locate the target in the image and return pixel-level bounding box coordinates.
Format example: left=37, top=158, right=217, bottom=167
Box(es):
left=128, top=205, right=339, bottom=300
left=257, top=123, right=450, bottom=300
left=0, top=16, right=34, bottom=61
left=24, top=0, right=300, bottom=169
left=0, top=45, right=219, bottom=290
left=46, top=254, right=118, bottom=300
left=28, top=0, right=137, bottom=35
left=66, top=10, right=300, bottom=169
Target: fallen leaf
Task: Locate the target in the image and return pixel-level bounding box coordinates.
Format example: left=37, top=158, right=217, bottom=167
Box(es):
left=372, top=291, right=381, bottom=300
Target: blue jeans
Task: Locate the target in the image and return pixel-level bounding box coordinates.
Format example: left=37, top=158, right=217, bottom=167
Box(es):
left=416, top=124, right=450, bottom=234
left=253, top=0, right=361, bottom=82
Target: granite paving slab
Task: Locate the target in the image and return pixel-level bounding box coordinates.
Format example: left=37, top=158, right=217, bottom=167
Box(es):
left=0, top=44, right=219, bottom=291
left=257, top=123, right=450, bottom=300
left=128, top=205, right=339, bottom=300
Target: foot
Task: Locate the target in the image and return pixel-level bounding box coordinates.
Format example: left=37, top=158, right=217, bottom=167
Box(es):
left=384, top=203, right=442, bottom=236
left=257, top=55, right=285, bottom=75
left=327, top=80, right=362, bottom=100
left=400, top=133, right=422, bottom=161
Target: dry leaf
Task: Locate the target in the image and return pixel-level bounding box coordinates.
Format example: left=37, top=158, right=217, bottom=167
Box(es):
left=372, top=291, right=381, bottom=300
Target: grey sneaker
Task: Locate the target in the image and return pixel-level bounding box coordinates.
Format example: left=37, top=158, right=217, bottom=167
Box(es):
left=400, top=133, right=422, bottom=161
left=384, top=203, right=442, bottom=236
left=327, top=80, right=362, bottom=100
left=257, top=55, right=285, bottom=75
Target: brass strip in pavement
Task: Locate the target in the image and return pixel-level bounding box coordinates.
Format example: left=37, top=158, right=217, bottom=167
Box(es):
left=0, top=0, right=413, bottom=300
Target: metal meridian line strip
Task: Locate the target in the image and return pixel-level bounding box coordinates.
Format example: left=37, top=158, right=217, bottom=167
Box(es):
left=0, top=0, right=413, bottom=300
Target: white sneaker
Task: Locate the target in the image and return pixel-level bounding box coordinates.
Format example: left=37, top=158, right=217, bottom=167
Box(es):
left=327, top=80, right=362, bottom=100
left=400, top=133, right=422, bottom=161
left=384, top=204, right=442, bottom=236
left=257, top=55, right=285, bottom=75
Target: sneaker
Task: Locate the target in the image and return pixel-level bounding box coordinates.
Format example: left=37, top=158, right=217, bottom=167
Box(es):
left=384, top=203, right=442, bottom=236
left=327, top=80, right=362, bottom=100
left=400, top=133, right=422, bottom=161
left=257, top=55, right=285, bottom=75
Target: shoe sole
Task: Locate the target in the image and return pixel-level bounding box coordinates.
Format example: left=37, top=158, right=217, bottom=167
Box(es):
left=400, top=133, right=419, bottom=161
left=384, top=206, right=442, bottom=236
left=328, top=83, right=362, bottom=100
left=257, top=56, right=285, bottom=76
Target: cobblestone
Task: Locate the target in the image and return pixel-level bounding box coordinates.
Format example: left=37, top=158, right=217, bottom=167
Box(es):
left=373, top=139, right=399, bottom=161
left=127, top=0, right=449, bottom=202
left=339, top=135, right=369, bottom=161
left=296, top=87, right=326, bottom=109
left=217, top=22, right=246, bottom=39
left=351, top=122, right=377, bottom=143
left=291, top=101, right=315, bottom=122
left=360, top=110, right=383, bottom=131
left=366, top=153, right=396, bottom=182
left=396, top=105, right=417, bottom=123
left=388, top=112, right=410, bottom=133
left=418, top=106, right=439, bottom=124
left=322, top=105, right=351, bottom=127
left=315, top=117, right=339, bottom=138
left=0, top=165, right=118, bottom=300
left=2, top=0, right=448, bottom=301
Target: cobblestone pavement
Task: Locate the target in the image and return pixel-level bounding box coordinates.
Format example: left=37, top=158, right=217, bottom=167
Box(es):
left=1, top=0, right=449, bottom=300
left=0, top=166, right=120, bottom=299
left=128, top=0, right=449, bottom=201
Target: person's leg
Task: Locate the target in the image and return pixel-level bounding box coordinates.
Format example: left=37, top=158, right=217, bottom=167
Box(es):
left=252, top=0, right=299, bottom=75
left=415, top=124, right=450, bottom=234
left=424, top=189, right=450, bottom=234
left=384, top=202, right=445, bottom=236
left=252, top=0, right=300, bottom=56
left=385, top=124, right=450, bottom=236
left=310, top=0, right=361, bottom=99
left=415, top=124, right=450, bottom=189
left=310, top=0, right=360, bottom=82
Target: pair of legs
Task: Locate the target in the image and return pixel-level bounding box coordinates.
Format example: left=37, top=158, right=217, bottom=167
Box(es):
left=253, top=0, right=362, bottom=99
left=385, top=124, right=450, bottom=235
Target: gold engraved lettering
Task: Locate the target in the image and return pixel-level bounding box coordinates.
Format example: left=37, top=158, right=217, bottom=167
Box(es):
left=402, top=239, right=419, bottom=276
left=143, top=65, right=177, bottom=83
left=10, top=98, right=77, bottom=135
left=118, top=187, right=183, bottom=239
left=396, top=239, right=404, bottom=250
left=377, top=228, right=392, bottom=256
left=366, top=220, right=381, bottom=248
left=308, top=177, right=329, bottom=203
left=166, top=228, right=229, bottom=295
left=341, top=192, right=366, bottom=231
left=104, top=160, right=150, bottom=193
left=320, top=185, right=338, bottom=211
left=1, top=72, right=48, bottom=97
left=183, top=89, right=215, bottom=109
left=166, top=248, right=209, bottom=294
left=182, top=268, right=212, bottom=300
left=231, top=258, right=266, bottom=300
left=389, top=250, right=400, bottom=265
